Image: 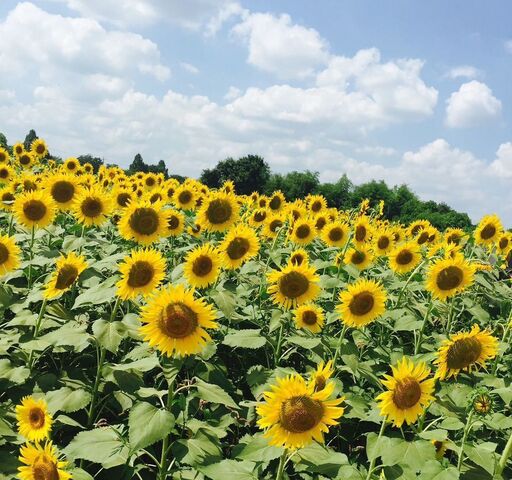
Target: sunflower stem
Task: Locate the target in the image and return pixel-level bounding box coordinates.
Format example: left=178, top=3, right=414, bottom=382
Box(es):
left=158, top=379, right=175, bottom=480
left=492, top=308, right=512, bottom=375
left=414, top=299, right=434, bottom=355
left=87, top=345, right=106, bottom=428
left=27, top=225, right=35, bottom=288
left=395, top=259, right=427, bottom=308
left=275, top=323, right=285, bottom=367
left=445, top=297, right=456, bottom=334
left=27, top=298, right=48, bottom=371
left=7, top=213, right=14, bottom=236
left=497, top=425, right=512, bottom=476
left=110, top=297, right=121, bottom=323
left=457, top=410, right=474, bottom=472
left=275, top=449, right=288, bottom=480
left=366, top=417, right=387, bottom=480
left=332, top=324, right=348, bottom=366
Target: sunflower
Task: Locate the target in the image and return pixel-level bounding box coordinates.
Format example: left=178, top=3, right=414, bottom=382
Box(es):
left=353, top=216, right=373, bottom=245
left=268, top=190, right=286, bottom=211
left=444, top=228, right=466, bottom=246
left=374, top=230, right=394, bottom=255
left=112, top=187, right=133, bottom=210
left=474, top=214, right=503, bottom=246
left=31, top=138, right=48, bottom=158
left=426, top=255, right=475, bottom=301
left=143, top=173, right=158, bottom=190
left=139, top=283, right=218, bottom=357
left=44, top=173, right=78, bottom=210
left=343, top=246, right=374, bottom=271
left=289, top=248, right=309, bottom=267
left=289, top=218, right=316, bottom=245
left=14, top=190, right=56, bottom=229
left=337, top=278, right=387, bottom=328
left=308, top=360, right=334, bottom=392
left=13, top=142, right=24, bottom=158
left=267, top=263, right=320, bottom=310
left=389, top=242, right=422, bottom=274
left=416, top=226, right=437, bottom=246
left=146, top=188, right=165, bottom=205
left=0, top=186, right=16, bottom=210
left=263, top=213, right=287, bottom=239
left=0, top=234, right=21, bottom=275
left=73, top=185, right=112, bottom=226
left=307, top=194, right=327, bottom=214
left=63, top=157, right=79, bottom=173
left=83, top=162, right=93, bottom=174
left=408, top=220, right=431, bottom=238
left=188, top=222, right=203, bottom=237
left=248, top=208, right=267, bottom=227
left=434, top=324, right=498, bottom=380
left=166, top=209, right=185, bottom=236
left=0, top=146, right=10, bottom=163
left=184, top=244, right=222, bottom=288
left=118, top=201, right=167, bottom=244
left=16, top=397, right=52, bottom=442
left=0, top=164, right=14, bottom=184
left=497, top=233, right=512, bottom=255
left=294, top=303, right=324, bottom=333
left=219, top=223, right=260, bottom=269
left=18, top=151, right=36, bottom=169
left=173, top=184, right=196, bottom=210
left=376, top=357, right=435, bottom=428
left=45, top=252, right=88, bottom=299
left=18, top=441, right=71, bottom=480
left=198, top=192, right=240, bottom=232
left=321, top=221, right=349, bottom=248
left=257, top=373, right=344, bottom=450
left=116, top=248, right=166, bottom=300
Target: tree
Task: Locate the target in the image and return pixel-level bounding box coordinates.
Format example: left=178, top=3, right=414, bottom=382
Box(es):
left=127, top=153, right=148, bottom=174
left=23, top=129, right=38, bottom=150
left=318, top=174, right=352, bottom=209
left=0, top=132, right=7, bottom=149
left=265, top=171, right=320, bottom=201
left=78, top=155, right=105, bottom=174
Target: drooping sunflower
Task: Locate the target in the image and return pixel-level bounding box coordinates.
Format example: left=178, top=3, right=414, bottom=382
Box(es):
left=268, top=190, right=286, bottom=212
left=220, top=223, right=260, bottom=269
left=0, top=164, right=14, bottom=183
left=267, top=263, right=320, bottom=310
left=376, top=357, right=436, bottom=428
left=31, top=138, right=48, bottom=158
left=257, top=373, right=344, bottom=450
left=353, top=215, right=373, bottom=245
left=166, top=209, right=185, bottom=236
left=321, top=221, right=349, bottom=248
left=18, top=441, right=71, bottom=480
left=426, top=254, right=475, bottom=301
left=139, top=283, right=218, bottom=357
left=307, top=194, right=327, bottom=214
left=198, top=192, right=240, bottom=232
left=184, top=243, right=222, bottom=288
left=337, top=278, right=387, bottom=328
left=73, top=185, right=111, bottom=226
left=0, top=234, right=21, bottom=275
left=343, top=246, right=374, bottom=271
left=14, top=190, right=56, bottom=229
left=434, top=324, right=498, bottom=380
left=289, top=218, right=316, bottom=245
left=388, top=242, right=422, bottom=274
left=308, top=360, right=334, bottom=392
left=16, top=397, right=52, bottom=442
left=43, top=173, right=78, bottom=210
left=44, top=252, right=88, bottom=299
left=288, top=248, right=309, bottom=267
left=18, top=151, right=36, bottom=169
left=116, top=248, right=166, bottom=300
left=118, top=201, right=167, bottom=244
left=294, top=303, right=324, bottom=333
left=474, top=214, right=503, bottom=246
left=173, top=184, right=196, bottom=210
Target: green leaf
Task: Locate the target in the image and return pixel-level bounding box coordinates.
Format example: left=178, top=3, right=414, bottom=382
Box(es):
left=195, top=378, right=238, bottom=409
left=236, top=434, right=283, bottom=462
left=0, top=359, right=30, bottom=384
left=286, top=335, right=321, bottom=349
left=198, top=459, right=259, bottom=480
left=464, top=443, right=498, bottom=474
left=223, top=329, right=266, bottom=349
left=46, top=387, right=91, bottom=414
left=295, top=442, right=349, bottom=475
left=92, top=320, right=126, bottom=353
left=211, top=290, right=237, bottom=319
left=72, top=284, right=117, bottom=309
left=128, top=402, right=174, bottom=451
left=172, top=430, right=222, bottom=467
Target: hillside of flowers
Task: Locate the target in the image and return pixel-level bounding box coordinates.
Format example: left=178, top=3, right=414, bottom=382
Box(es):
left=0, top=138, right=512, bottom=480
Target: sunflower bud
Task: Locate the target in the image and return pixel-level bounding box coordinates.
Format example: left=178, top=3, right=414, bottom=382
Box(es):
left=471, top=389, right=493, bottom=416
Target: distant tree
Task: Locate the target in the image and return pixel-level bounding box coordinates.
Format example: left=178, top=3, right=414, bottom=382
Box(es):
left=265, top=171, right=320, bottom=200
left=169, top=174, right=187, bottom=183
left=0, top=132, right=8, bottom=149
left=318, top=174, right=353, bottom=209
left=78, top=155, right=105, bottom=174
left=127, top=153, right=148, bottom=174
left=23, top=129, right=38, bottom=150
left=147, top=159, right=168, bottom=177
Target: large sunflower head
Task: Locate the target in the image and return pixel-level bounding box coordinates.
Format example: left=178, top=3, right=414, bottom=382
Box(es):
left=43, top=173, right=78, bottom=210
left=289, top=218, right=316, bottom=245
left=321, top=221, right=349, bottom=248
left=267, top=262, right=320, bottom=310
left=31, top=138, right=48, bottom=158
left=294, top=303, right=324, bottom=333
left=118, top=201, right=167, bottom=245
left=44, top=252, right=88, bottom=299
left=18, top=441, right=71, bottom=480
left=14, top=190, right=56, bottom=229
left=426, top=255, right=475, bottom=301
left=376, top=357, right=436, bottom=428
left=268, top=191, right=286, bottom=212
left=220, top=223, right=260, bottom=269
left=166, top=209, right=185, bottom=237
left=198, top=191, right=240, bottom=232
left=116, top=248, right=166, bottom=300
left=16, top=397, right=52, bottom=442
left=337, top=278, right=387, bottom=328
left=434, top=324, right=498, bottom=380
left=389, top=242, right=422, bottom=274
left=173, top=184, right=197, bottom=210
left=474, top=214, right=503, bottom=246
left=257, top=373, right=344, bottom=450
left=0, top=234, right=21, bottom=276
left=184, top=243, right=222, bottom=288
left=139, top=283, right=218, bottom=357
left=343, top=246, right=374, bottom=271
left=73, top=185, right=112, bottom=226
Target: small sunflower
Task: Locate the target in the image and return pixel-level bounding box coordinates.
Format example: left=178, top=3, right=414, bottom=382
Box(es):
left=388, top=242, right=422, bottom=274
left=426, top=255, right=475, bottom=301
left=13, top=142, right=24, bottom=157
left=18, top=441, right=71, bottom=480
left=173, top=184, right=196, bottom=210
left=198, top=192, right=240, bottom=232
left=116, top=248, right=166, bottom=300
left=166, top=209, right=185, bottom=236
left=262, top=213, right=286, bottom=239
left=184, top=243, right=222, bottom=288
left=16, top=397, right=52, bottom=442
left=44, top=173, right=78, bottom=210
left=0, top=146, right=10, bottom=163
left=18, top=151, right=36, bottom=169
left=73, top=185, right=112, bottom=226
left=44, top=252, right=88, bottom=299
left=321, top=221, right=349, bottom=248
left=374, top=230, right=394, bottom=255
left=188, top=222, right=203, bottom=237
left=343, top=246, right=374, bottom=271
left=444, top=228, right=466, bottom=246
left=376, top=357, right=435, bottom=427
left=353, top=216, right=373, bottom=244
left=434, top=324, right=498, bottom=380
left=0, top=164, right=14, bottom=183
left=31, top=138, right=48, bottom=158
left=0, top=234, right=21, bottom=275
left=0, top=186, right=16, bottom=210
left=248, top=208, right=267, bottom=227
left=118, top=201, right=167, bottom=245
left=220, top=223, right=260, bottom=269
left=288, top=248, right=309, bottom=267
left=474, top=214, right=503, bottom=246
left=307, top=194, right=327, bottom=214
left=14, top=190, right=56, bottom=229
left=294, top=303, right=324, bottom=333
left=257, top=373, right=344, bottom=449
left=139, top=283, right=218, bottom=357
left=267, top=263, right=320, bottom=310
left=337, top=278, right=387, bottom=328
left=289, top=218, right=316, bottom=245
left=268, top=191, right=286, bottom=212
left=408, top=220, right=431, bottom=238
left=308, top=360, right=334, bottom=392
left=497, top=233, right=512, bottom=255
left=63, top=157, right=80, bottom=173
left=112, top=187, right=133, bottom=210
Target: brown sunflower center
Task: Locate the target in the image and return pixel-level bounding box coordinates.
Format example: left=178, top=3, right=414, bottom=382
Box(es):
left=0, top=168, right=9, bottom=179
left=314, top=375, right=326, bottom=392
left=32, top=459, right=59, bottom=480
left=127, top=261, right=154, bottom=288
left=392, top=377, right=422, bottom=409
left=159, top=302, right=198, bottom=339
left=280, top=396, right=324, bottom=433
left=279, top=271, right=309, bottom=299
left=499, top=237, right=509, bottom=250
left=168, top=215, right=180, bottom=230
left=0, top=243, right=9, bottom=264
left=295, top=225, right=311, bottom=239
left=15, top=146, right=23, bottom=154
left=0, top=152, right=6, bottom=162
left=227, top=237, right=250, bottom=260
left=269, top=196, right=281, bottom=210
left=316, top=217, right=327, bottom=230
left=328, top=227, right=343, bottom=242
left=178, top=190, right=192, bottom=205
left=150, top=193, right=162, bottom=203
left=66, top=161, right=77, bottom=170
left=117, top=192, right=131, bottom=207
left=51, top=181, right=75, bottom=204
left=192, top=255, right=213, bottom=277
left=20, top=154, right=31, bottom=165
left=269, top=219, right=283, bottom=232
left=411, top=225, right=423, bottom=236
left=36, top=144, right=45, bottom=155
left=129, top=208, right=159, bottom=236
left=146, top=177, right=155, bottom=187
left=396, top=250, right=413, bottom=265
left=302, top=310, right=318, bottom=325
left=206, top=199, right=232, bottom=225
left=55, top=264, right=79, bottom=290
left=436, top=266, right=463, bottom=291
left=81, top=197, right=103, bottom=218
left=29, top=407, right=45, bottom=429
left=417, top=231, right=429, bottom=244
left=349, top=291, right=375, bottom=316
left=2, top=192, right=14, bottom=203
left=23, top=200, right=47, bottom=221
left=355, top=225, right=366, bottom=242
left=311, top=201, right=322, bottom=212
left=290, top=253, right=305, bottom=266
left=446, top=337, right=482, bottom=370
left=378, top=236, right=390, bottom=250
left=351, top=250, right=366, bottom=265
left=447, top=234, right=460, bottom=245
left=480, top=224, right=496, bottom=240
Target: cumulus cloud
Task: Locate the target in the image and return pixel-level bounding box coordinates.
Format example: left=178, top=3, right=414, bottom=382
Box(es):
left=489, top=142, right=512, bottom=178
left=445, top=81, right=502, bottom=128
left=445, top=65, right=481, bottom=79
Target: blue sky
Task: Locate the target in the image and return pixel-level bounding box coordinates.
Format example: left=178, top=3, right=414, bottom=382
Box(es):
left=1, top=1, right=511, bottom=223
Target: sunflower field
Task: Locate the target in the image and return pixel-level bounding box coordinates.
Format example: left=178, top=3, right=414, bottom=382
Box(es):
left=1, top=139, right=512, bottom=480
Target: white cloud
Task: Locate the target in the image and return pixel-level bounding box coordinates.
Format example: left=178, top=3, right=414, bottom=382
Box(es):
left=231, top=13, right=330, bottom=79
left=445, top=80, right=502, bottom=128
left=489, top=142, right=512, bottom=178
left=224, top=86, right=241, bottom=101
left=445, top=65, right=481, bottom=79
left=180, top=62, right=200, bottom=75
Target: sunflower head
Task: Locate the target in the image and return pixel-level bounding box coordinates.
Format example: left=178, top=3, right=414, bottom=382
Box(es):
left=118, top=201, right=167, bottom=244
left=474, top=214, right=503, bottom=246
left=184, top=243, right=222, bottom=288
left=18, top=151, right=36, bottom=169
left=307, top=194, right=327, bottom=214
left=44, top=173, right=78, bottom=209
left=31, top=138, right=48, bottom=158
left=73, top=185, right=112, bottom=226
left=289, top=218, right=316, bottom=245
left=45, top=252, right=88, bottom=299
left=0, top=234, right=21, bottom=275
left=0, top=147, right=10, bottom=163
left=18, top=441, right=71, bottom=480
left=389, top=242, right=422, bottom=274
left=309, top=360, right=334, bottom=392
left=14, top=190, right=56, bottom=229
left=426, top=255, right=475, bottom=301
left=16, top=397, right=52, bottom=442
left=294, top=303, right=324, bottom=333
left=322, top=222, right=349, bottom=247
left=268, top=191, right=286, bottom=211
left=220, top=223, right=260, bottom=269
left=198, top=192, right=240, bottom=232
left=343, top=246, right=374, bottom=271
left=289, top=248, right=309, bottom=267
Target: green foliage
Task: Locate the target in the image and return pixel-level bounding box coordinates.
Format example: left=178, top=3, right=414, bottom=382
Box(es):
left=78, top=154, right=104, bottom=174
left=126, top=153, right=169, bottom=177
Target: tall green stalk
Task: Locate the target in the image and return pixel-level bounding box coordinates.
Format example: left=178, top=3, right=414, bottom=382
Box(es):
left=366, top=418, right=387, bottom=480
